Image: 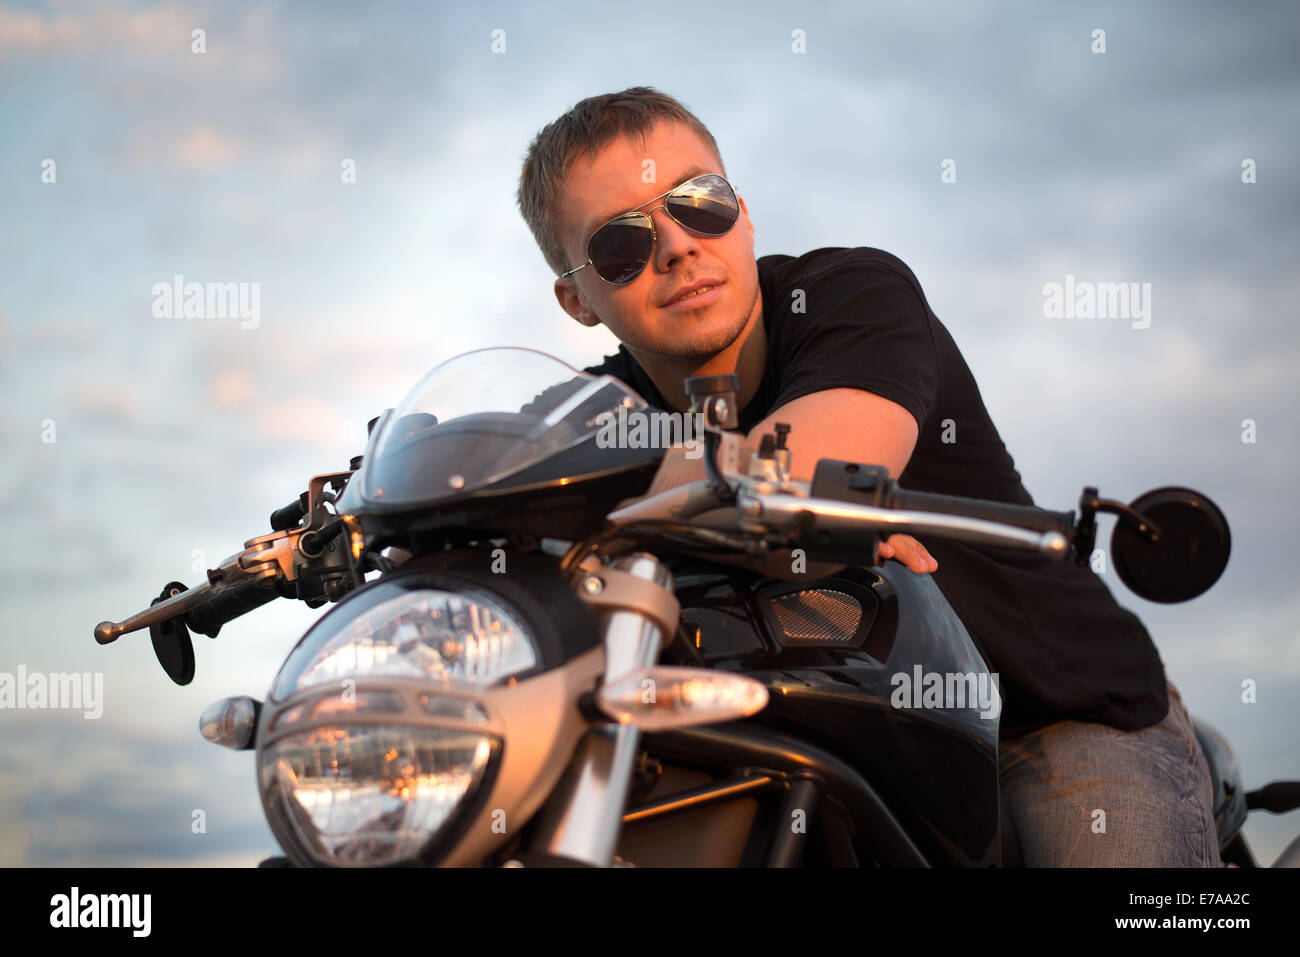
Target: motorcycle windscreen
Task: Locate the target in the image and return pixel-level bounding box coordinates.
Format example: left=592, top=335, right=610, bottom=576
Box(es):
left=360, top=347, right=651, bottom=507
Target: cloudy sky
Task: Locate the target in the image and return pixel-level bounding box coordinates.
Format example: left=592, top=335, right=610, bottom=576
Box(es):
left=2, top=0, right=1297, bottom=866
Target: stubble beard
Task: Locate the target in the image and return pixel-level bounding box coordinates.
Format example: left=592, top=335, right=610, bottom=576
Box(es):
left=632, top=279, right=761, bottom=363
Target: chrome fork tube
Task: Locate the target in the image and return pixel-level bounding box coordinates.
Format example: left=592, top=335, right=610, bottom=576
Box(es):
left=531, top=553, right=674, bottom=866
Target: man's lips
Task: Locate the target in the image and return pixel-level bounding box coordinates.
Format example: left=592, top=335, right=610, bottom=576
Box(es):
left=662, top=280, right=723, bottom=308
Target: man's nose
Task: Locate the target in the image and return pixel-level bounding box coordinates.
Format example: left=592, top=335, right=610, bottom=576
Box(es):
left=650, top=205, right=703, bottom=273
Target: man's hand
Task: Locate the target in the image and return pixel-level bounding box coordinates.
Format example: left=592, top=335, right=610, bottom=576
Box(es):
left=875, top=534, right=938, bottom=574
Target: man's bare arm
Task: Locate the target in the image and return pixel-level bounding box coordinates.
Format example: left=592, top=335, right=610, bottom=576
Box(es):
left=643, top=388, right=938, bottom=573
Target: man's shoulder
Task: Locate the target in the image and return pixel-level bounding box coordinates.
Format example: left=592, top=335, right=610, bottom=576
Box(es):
left=758, top=246, right=938, bottom=339
left=758, top=245, right=926, bottom=294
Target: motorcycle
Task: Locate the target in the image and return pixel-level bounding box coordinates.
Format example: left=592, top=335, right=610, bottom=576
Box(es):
left=93, top=347, right=1300, bottom=867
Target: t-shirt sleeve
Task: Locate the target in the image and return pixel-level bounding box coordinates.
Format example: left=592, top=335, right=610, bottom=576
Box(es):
left=767, top=254, right=940, bottom=429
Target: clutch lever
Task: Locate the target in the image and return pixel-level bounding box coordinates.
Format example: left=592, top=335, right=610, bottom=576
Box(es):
left=93, top=469, right=356, bottom=646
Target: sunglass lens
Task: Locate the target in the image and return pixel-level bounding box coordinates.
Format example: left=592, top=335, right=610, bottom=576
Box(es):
left=589, top=214, right=654, bottom=284
left=666, top=175, right=740, bottom=235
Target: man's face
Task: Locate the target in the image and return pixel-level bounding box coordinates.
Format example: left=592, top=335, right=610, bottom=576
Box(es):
left=553, top=119, right=760, bottom=362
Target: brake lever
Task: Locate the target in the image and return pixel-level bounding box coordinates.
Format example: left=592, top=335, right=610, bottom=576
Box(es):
left=93, top=544, right=278, bottom=645
left=93, top=469, right=357, bottom=646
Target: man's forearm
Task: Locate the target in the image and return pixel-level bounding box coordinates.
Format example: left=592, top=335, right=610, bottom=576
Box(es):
left=644, top=445, right=715, bottom=497
left=637, top=419, right=937, bottom=574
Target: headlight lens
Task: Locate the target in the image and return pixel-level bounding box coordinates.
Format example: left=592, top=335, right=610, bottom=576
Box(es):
left=271, top=587, right=538, bottom=700
left=260, top=583, right=537, bottom=866
left=261, top=725, right=495, bottom=866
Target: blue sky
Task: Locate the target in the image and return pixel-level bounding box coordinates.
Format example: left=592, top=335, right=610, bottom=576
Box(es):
left=1, top=0, right=1298, bottom=866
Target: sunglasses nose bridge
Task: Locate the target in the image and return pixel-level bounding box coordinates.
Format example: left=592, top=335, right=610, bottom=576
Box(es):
left=650, top=199, right=699, bottom=236
left=645, top=202, right=706, bottom=274
left=648, top=201, right=704, bottom=246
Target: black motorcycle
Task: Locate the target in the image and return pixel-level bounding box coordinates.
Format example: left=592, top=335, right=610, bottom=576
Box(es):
left=93, top=347, right=1300, bottom=867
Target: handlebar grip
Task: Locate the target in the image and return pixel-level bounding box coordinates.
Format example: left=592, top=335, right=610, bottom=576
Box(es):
left=186, top=576, right=279, bottom=638
left=1246, top=782, right=1300, bottom=814
left=887, top=487, right=1076, bottom=539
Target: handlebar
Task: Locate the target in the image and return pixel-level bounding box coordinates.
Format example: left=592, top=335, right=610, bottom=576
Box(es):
left=185, top=575, right=281, bottom=638
left=93, top=551, right=282, bottom=646
left=95, top=469, right=357, bottom=652
left=883, top=486, right=1075, bottom=541
left=607, top=459, right=1086, bottom=565
left=738, top=486, right=1073, bottom=559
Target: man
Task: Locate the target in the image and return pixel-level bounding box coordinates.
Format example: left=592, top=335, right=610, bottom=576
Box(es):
left=516, top=87, right=1220, bottom=866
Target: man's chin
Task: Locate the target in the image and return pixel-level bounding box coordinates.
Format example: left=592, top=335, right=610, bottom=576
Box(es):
left=640, top=324, right=747, bottom=362
left=642, top=307, right=751, bottom=360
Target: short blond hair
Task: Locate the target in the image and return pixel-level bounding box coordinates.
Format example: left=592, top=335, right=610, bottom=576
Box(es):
left=517, top=87, right=723, bottom=276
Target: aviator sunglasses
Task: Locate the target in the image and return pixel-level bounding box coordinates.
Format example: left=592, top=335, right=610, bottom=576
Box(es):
left=561, top=173, right=741, bottom=285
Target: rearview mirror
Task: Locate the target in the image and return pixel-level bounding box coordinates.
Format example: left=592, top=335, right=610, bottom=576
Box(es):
left=149, top=581, right=196, bottom=685
left=1111, top=487, right=1231, bottom=603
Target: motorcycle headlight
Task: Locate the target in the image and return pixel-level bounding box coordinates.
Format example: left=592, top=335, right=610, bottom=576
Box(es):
left=258, top=580, right=540, bottom=867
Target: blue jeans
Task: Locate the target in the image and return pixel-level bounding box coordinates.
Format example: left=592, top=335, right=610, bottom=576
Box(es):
left=998, top=682, right=1222, bottom=866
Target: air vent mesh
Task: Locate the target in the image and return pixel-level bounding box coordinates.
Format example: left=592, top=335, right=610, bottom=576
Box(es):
left=770, top=589, right=862, bottom=642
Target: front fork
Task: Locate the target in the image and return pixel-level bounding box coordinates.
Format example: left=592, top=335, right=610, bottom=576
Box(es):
left=528, top=553, right=677, bottom=866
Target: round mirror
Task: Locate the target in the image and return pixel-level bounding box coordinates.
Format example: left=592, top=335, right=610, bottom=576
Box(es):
left=149, top=582, right=196, bottom=685
left=1111, top=487, right=1231, bottom=603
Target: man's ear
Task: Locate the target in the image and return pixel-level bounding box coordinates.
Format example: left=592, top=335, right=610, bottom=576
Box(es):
left=739, top=195, right=755, bottom=245
left=554, top=277, right=602, bottom=328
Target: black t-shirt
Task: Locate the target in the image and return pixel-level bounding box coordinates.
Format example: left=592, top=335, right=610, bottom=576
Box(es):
left=583, top=246, right=1169, bottom=739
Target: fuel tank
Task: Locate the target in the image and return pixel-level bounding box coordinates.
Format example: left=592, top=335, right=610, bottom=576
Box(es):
left=671, top=560, right=1001, bottom=865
